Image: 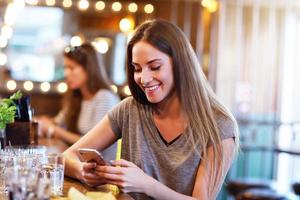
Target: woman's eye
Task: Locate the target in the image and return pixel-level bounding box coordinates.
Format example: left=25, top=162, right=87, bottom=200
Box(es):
left=151, top=66, right=160, bottom=71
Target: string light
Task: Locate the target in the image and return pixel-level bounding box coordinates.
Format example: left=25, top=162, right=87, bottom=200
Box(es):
left=128, top=2, right=138, bottom=13
left=201, top=0, right=218, bottom=13
left=144, top=4, right=154, bottom=14
left=92, top=39, right=109, bottom=54
left=40, top=82, right=51, bottom=92
left=70, top=35, right=82, bottom=47
left=123, top=85, right=131, bottom=96
left=78, top=0, right=89, bottom=10
left=25, top=0, right=38, bottom=5
left=57, top=82, right=68, bottom=93
left=62, top=0, right=72, bottom=8
left=111, top=85, right=118, bottom=93
left=6, top=80, right=17, bottom=91
left=95, top=1, right=105, bottom=11
left=112, top=2, right=122, bottom=12
left=21, top=0, right=154, bottom=14
left=119, top=17, right=135, bottom=33
left=45, top=0, right=55, bottom=6
left=23, top=81, right=34, bottom=91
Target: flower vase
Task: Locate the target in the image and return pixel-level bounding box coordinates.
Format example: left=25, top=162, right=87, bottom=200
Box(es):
left=0, top=128, right=6, bottom=149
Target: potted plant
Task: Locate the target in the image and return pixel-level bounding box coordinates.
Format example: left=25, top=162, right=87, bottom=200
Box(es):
left=0, top=91, right=22, bottom=149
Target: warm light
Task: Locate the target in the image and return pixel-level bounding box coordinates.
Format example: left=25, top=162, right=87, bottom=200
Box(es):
left=112, top=2, right=122, bottom=12
left=13, top=0, right=26, bottom=7
left=70, top=36, right=82, bottom=47
left=92, top=39, right=109, bottom=54
left=45, top=0, right=55, bottom=6
left=6, top=80, right=17, bottom=91
left=123, top=86, right=131, bottom=96
left=78, top=0, right=89, bottom=10
left=201, top=0, right=218, bottom=13
left=95, top=1, right=105, bottom=11
left=128, top=3, right=138, bottom=13
left=0, top=52, right=7, bottom=66
left=0, top=35, right=8, bottom=48
left=23, top=81, right=34, bottom=91
left=40, top=82, right=51, bottom=92
left=25, top=0, right=38, bottom=5
left=62, top=0, right=72, bottom=8
left=119, top=18, right=135, bottom=33
left=111, top=85, right=118, bottom=93
left=57, top=82, right=68, bottom=93
left=1, top=25, right=13, bottom=39
left=144, top=4, right=154, bottom=14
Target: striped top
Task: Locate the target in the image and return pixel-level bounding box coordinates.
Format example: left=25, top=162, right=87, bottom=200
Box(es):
left=56, top=89, right=120, bottom=160
left=78, top=89, right=120, bottom=135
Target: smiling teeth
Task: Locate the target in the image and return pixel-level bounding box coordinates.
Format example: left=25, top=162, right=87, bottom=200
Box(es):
left=146, top=85, right=159, bottom=91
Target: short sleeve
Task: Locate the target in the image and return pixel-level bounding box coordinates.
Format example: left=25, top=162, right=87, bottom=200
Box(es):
left=216, top=114, right=238, bottom=141
left=107, top=97, right=132, bottom=139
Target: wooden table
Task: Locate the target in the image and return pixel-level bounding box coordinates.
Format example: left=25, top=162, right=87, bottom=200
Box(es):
left=39, top=138, right=133, bottom=200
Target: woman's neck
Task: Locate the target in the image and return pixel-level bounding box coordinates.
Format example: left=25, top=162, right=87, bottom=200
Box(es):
left=153, top=93, right=182, bottom=119
left=80, top=86, right=94, bottom=100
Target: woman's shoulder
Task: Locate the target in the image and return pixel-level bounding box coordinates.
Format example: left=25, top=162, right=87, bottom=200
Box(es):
left=115, top=96, right=138, bottom=109
left=215, top=111, right=239, bottom=140
left=94, top=89, right=120, bottom=100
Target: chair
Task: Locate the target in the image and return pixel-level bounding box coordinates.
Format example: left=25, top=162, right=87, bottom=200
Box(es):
left=236, top=188, right=288, bottom=200
left=227, top=178, right=277, bottom=197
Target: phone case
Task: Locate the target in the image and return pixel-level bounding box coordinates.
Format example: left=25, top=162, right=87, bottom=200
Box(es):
left=77, top=148, right=107, bottom=165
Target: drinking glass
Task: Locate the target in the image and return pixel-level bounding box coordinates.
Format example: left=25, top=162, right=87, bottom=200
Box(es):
left=0, top=155, right=15, bottom=199
left=39, top=153, right=65, bottom=196
left=5, top=166, right=51, bottom=200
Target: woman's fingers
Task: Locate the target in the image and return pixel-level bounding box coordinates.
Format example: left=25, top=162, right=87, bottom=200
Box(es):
left=94, top=171, right=124, bottom=182
left=94, top=165, right=123, bottom=174
left=82, top=162, right=97, bottom=171
left=111, top=159, right=136, bottom=167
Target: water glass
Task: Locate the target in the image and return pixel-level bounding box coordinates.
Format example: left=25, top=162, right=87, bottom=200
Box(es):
left=5, top=166, right=51, bottom=200
left=39, top=153, right=65, bottom=196
left=0, top=155, right=15, bottom=198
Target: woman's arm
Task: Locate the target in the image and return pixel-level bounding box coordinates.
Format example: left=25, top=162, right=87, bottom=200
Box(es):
left=63, top=115, right=118, bottom=182
left=37, top=115, right=81, bottom=144
left=192, top=138, right=235, bottom=200
left=95, top=138, right=235, bottom=200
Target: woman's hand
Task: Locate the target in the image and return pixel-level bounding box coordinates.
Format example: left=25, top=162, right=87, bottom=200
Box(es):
left=36, top=116, right=54, bottom=137
left=94, top=159, right=150, bottom=193
left=80, top=162, right=107, bottom=187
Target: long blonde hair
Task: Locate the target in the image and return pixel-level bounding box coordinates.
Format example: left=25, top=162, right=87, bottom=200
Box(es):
left=126, top=19, right=238, bottom=196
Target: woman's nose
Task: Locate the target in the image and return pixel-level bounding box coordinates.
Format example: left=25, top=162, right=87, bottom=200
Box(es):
left=140, top=70, right=153, bottom=86
left=64, top=68, right=70, bottom=77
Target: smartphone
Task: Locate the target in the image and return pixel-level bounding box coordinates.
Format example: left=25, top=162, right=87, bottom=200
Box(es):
left=77, top=148, right=108, bottom=166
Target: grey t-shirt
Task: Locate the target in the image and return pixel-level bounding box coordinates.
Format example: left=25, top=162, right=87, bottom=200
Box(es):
left=108, top=97, right=237, bottom=200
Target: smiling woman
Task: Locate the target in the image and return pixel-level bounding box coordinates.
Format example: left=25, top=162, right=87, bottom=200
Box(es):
left=63, top=19, right=239, bottom=200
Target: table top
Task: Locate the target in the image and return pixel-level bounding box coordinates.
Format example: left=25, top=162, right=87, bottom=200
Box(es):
left=39, top=138, right=133, bottom=200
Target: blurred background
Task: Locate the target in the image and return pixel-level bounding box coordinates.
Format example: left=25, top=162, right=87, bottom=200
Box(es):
left=1, top=0, right=300, bottom=199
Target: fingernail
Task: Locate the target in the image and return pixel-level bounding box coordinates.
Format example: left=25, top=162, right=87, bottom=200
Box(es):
left=109, top=160, right=115, bottom=165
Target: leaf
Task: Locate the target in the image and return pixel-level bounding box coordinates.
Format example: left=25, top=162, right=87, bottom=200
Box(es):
left=0, top=91, right=23, bottom=129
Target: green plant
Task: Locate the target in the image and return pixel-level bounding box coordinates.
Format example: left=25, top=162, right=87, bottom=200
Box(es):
left=0, top=91, right=22, bottom=129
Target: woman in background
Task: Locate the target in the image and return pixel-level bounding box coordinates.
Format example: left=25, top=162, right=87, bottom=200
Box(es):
left=38, top=43, right=120, bottom=161
left=64, top=20, right=238, bottom=200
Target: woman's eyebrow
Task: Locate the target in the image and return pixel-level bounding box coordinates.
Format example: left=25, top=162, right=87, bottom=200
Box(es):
left=132, top=59, right=161, bottom=66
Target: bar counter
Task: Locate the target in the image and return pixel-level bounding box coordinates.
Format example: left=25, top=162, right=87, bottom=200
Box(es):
left=39, top=138, right=133, bottom=200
